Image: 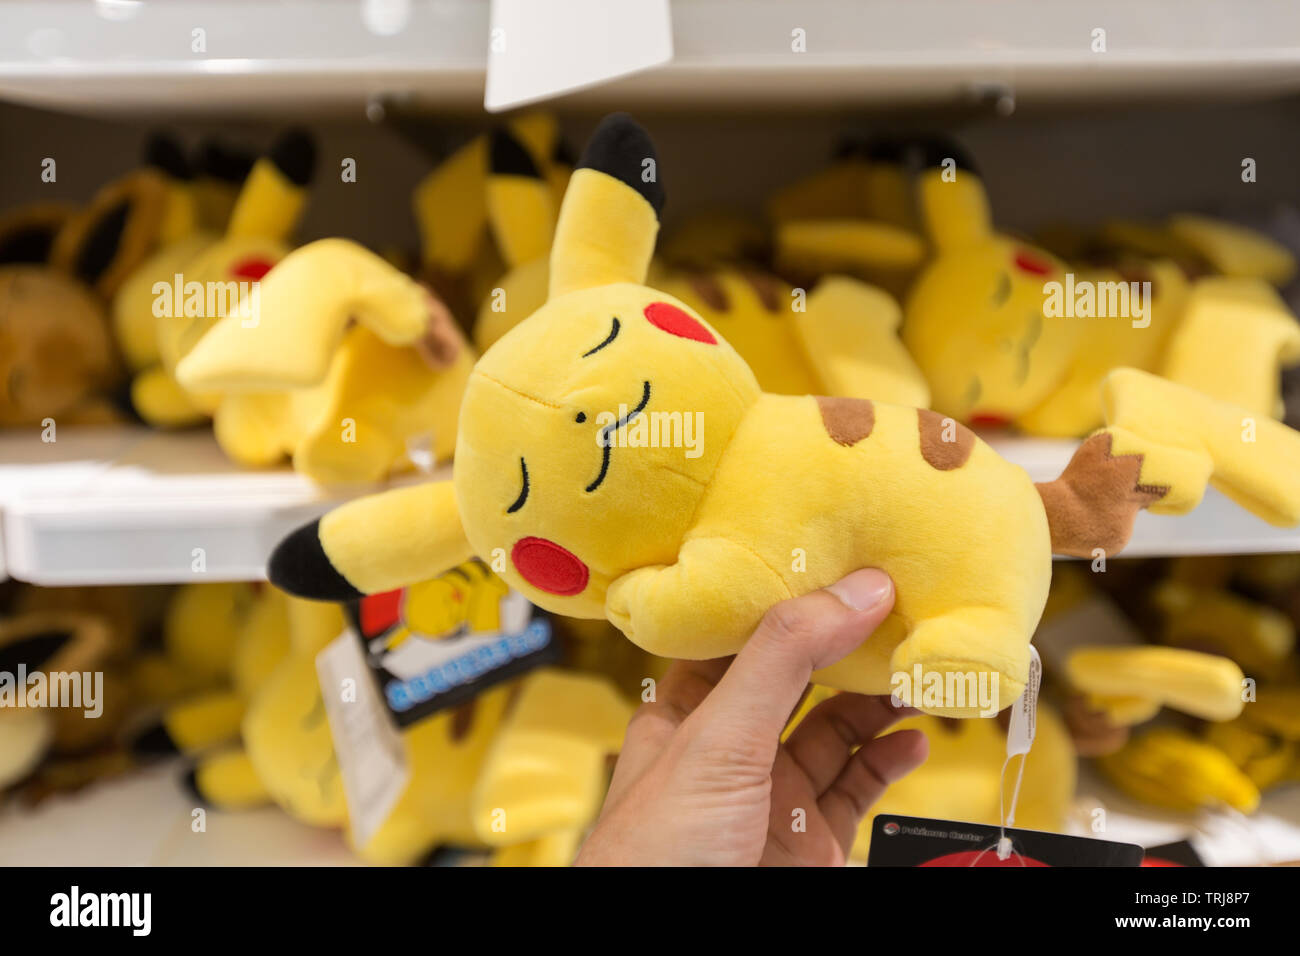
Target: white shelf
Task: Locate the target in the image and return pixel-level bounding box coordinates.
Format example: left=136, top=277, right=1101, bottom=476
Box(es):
left=0, top=426, right=1293, bottom=588
left=986, top=435, right=1300, bottom=558
left=0, top=761, right=362, bottom=866
left=1, top=1, right=1299, bottom=114
left=0, top=426, right=437, bottom=586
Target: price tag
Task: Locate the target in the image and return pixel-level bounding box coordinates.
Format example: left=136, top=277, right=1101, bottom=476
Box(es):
left=485, top=0, right=673, bottom=112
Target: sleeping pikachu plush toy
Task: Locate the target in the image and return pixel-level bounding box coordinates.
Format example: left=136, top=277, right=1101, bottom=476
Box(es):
left=185, top=114, right=1300, bottom=718
left=896, top=148, right=1300, bottom=436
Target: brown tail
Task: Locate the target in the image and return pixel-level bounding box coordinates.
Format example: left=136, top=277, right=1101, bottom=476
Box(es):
left=1035, top=433, right=1169, bottom=557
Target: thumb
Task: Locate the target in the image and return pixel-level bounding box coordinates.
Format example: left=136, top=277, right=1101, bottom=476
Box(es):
left=690, top=568, right=895, bottom=756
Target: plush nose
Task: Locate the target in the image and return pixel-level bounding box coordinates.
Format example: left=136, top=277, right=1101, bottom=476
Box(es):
left=511, top=537, right=589, bottom=596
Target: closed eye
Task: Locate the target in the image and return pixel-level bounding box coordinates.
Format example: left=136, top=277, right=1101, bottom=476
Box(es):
left=506, top=457, right=529, bottom=513
left=581, top=317, right=620, bottom=357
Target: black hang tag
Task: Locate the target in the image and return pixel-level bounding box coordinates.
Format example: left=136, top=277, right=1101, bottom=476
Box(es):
left=341, top=558, right=559, bottom=728
left=1142, top=839, right=1206, bottom=867
left=867, top=814, right=1144, bottom=867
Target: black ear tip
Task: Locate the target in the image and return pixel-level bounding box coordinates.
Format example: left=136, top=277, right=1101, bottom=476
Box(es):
left=131, top=722, right=180, bottom=759
left=269, top=128, right=316, bottom=187
left=197, top=139, right=256, bottom=184
left=577, top=112, right=664, bottom=218
left=864, top=137, right=906, bottom=163
left=489, top=127, right=541, bottom=179
left=551, top=138, right=576, bottom=168
left=268, top=519, right=363, bottom=601
left=145, top=134, right=192, bottom=180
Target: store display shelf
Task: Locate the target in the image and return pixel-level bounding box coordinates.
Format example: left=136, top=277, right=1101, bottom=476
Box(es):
left=0, top=426, right=438, bottom=586
left=1, top=759, right=1294, bottom=866
left=0, top=426, right=1294, bottom=588
left=1, top=0, right=1298, bottom=114
left=0, top=762, right=362, bottom=866
left=986, top=435, right=1300, bottom=558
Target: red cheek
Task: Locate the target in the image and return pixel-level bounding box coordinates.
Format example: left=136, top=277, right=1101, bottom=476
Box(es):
left=1012, top=250, right=1054, bottom=276
left=645, top=302, right=716, bottom=344
left=230, top=257, right=275, bottom=281
left=511, top=537, right=589, bottom=596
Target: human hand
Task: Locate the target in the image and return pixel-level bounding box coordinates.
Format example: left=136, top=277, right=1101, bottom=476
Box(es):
left=575, top=568, right=929, bottom=867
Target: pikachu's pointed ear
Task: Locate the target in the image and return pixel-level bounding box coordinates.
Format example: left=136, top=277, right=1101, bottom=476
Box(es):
left=224, top=128, right=315, bottom=242
left=486, top=127, right=556, bottom=269
left=269, top=481, right=472, bottom=599
left=915, top=137, right=992, bottom=252
left=548, top=113, right=663, bottom=300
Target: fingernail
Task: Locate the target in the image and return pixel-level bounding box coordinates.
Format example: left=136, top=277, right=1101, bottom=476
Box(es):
left=827, top=568, right=893, bottom=611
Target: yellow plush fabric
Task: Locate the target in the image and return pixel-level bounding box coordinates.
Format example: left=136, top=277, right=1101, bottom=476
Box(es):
left=178, top=239, right=475, bottom=483
left=902, top=165, right=1300, bottom=436
left=268, top=114, right=1300, bottom=720
left=115, top=133, right=314, bottom=427
left=471, top=669, right=632, bottom=848
left=1065, top=646, right=1245, bottom=723
left=1167, top=214, right=1296, bottom=285
left=1159, top=277, right=1300, bottom=419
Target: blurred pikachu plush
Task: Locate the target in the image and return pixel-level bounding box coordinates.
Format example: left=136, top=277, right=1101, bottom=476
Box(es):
left=408, top=112, right=572, bottom=326
left=768, top=136, right=928, bottom=298
left=178, top=239, right=475, bottom=483
left=170, top=128, right=511, bottom=483
left=131, top=583, right=293, bottom=758
left=233, top=114, right=1300, bottom=719
left=473, top=126, right=930, bottom=408
left=189, top=598, right=631, bottom=865
left=113, top=129, right=316, bottom=427
left=899, top=149, right=1300, bottom=435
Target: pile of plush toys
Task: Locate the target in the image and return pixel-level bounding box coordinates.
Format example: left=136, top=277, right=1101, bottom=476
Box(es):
left=3, top=111, right=1300, bottom=864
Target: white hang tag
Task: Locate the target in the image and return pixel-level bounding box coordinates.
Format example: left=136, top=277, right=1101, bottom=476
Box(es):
left=485, top=0, right=673, bottom=112
left=316, top=630, right=410, bottom=850
left=997, top=645, right=1042, bottom=859
left=1006, top=645, right=1043, bottom=759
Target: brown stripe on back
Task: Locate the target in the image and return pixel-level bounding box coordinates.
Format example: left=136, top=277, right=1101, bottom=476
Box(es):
left=918, top=408, right=975, bottom=470
left=686, top=273, right=729, bottom=312
left=740, top=269, right=783, bottom=313
left=816, top=396, right=875, bottom=446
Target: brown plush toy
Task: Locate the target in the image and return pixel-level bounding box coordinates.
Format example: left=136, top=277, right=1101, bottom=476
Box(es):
left=0, top=204, right=122, bottom=427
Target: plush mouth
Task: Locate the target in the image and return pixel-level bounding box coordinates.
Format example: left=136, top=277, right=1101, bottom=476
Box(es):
left=585, top=380, right=651, bottom=493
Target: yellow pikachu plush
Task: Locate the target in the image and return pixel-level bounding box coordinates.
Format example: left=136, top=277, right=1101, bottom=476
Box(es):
left=194, top=652, right=630, bottom=865
left=768, top=136, right=927, bottom=297
left=113, top=129, right=315, bottom=427
left=131, top=583, right=293, bottom=759
left=170, top=131, right=508, bottom=483
left=180, top=239, right=476, bottom=483
left=196, top=115, right=1300, bottom=718
left=901, top=154, right=1300, bottom=435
